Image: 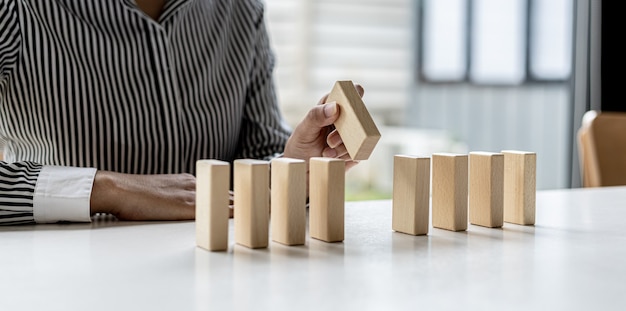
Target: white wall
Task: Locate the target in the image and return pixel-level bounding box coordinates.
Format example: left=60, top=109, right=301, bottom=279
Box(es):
left=408, top=84, right=572, bottom=190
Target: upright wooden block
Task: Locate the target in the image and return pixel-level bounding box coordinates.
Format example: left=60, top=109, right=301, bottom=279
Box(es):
left=326, top=80, right=381, bottom=160
left=270, top=158, right=307, bottom=246
left=309, top=157, right=345, bottom=242
left=502, top=150, right=536, bottom=225
left=234, top=159, right=270, bottom=249
left=196, top=160, right=230, bottom=251
left=469, top=152, right=504, bottom=228
left=431, top=153, right=468, bottom=231
left=392, top=155, right=431, bottom=235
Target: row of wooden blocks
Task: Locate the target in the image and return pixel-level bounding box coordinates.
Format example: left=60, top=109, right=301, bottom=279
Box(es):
left=197, top=150, right=536, bottom=251
left=196, top=157, right=345, bottom=251
left=392, top=150, right=536, bottom=235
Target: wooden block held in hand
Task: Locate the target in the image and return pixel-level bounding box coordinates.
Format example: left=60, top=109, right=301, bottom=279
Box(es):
left=392, top=155, right=431, bottom=235
left=326, top=80, right=381, bottom=161
left=196, top=160, right=230, bottom=251
left=431, top=153, right=468, bottom=231
left=309, top=157, right=345, bottom=242
left=502, top=150, right=536, bottom=225
left=270, top=158, right=307, bottom=246
left=469, top=152, right=504, bottom=228
left=234, top=159, right=270, bottom=249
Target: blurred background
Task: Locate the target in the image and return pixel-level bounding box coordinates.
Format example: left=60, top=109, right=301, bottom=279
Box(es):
left=263, top=0, right=607, bottom=200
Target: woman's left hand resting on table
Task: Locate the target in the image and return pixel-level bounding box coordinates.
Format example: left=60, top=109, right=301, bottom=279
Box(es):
left=89, top=84, right=364, bottom=221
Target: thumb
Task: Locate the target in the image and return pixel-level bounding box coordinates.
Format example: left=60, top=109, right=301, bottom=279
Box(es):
left=302, top=101, right=339, bottom=130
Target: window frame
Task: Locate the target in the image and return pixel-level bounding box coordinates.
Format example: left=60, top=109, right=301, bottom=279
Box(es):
left=417, top=0, right=574, bottom=86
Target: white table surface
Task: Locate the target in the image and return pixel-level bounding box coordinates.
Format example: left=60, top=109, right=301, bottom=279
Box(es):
left=2, top=186, right=626, bottom=311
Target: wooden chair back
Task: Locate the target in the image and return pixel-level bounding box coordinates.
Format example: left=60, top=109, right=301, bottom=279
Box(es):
left=578, top=110, right=626, bottom=187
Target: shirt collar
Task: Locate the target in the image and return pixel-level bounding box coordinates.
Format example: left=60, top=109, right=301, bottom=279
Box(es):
left=161, top=0, right=195, bottom=23
left=117, top=0, right=195, bottom=24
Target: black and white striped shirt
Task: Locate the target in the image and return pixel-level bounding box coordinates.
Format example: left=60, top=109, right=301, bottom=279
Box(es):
left=0, top=0, right=291, bottom=225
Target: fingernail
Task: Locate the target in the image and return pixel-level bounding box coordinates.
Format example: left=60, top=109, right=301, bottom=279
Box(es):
left=327, top=134, right=343, bottom=148
left=323, top=102, right=337, bottom=118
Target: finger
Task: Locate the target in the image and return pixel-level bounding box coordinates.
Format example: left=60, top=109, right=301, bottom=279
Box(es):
left=321, top=84, right=364, bottom=104
left=317, top=93, right=330, bottom=105
left=345, top=160, right=360, bottom=171
left=322, top=147, right=337, bottom=158
left=229, top=190, right=234, bottom=218
left=334, top=144, right=349, bottom=158
left=354, top=83, right=365, bottom=97
left=323, top=144, right=348, bottom=159
left=326, top=129, right=343, bottom=148
left=338, top=153, right=353, bottom=161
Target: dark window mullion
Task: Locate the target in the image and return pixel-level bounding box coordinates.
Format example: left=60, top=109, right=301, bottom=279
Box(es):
left=465, top=0, right=473, bottom=82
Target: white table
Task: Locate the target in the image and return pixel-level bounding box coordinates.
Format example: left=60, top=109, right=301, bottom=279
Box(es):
left=2, top=186, right=626, bottom=311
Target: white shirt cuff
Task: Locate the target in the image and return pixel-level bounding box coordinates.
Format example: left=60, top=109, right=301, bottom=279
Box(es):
left=33, top=166, right=97, bottom=223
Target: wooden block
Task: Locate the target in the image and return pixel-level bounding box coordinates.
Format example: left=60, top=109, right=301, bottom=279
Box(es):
left=196, top=160, right=230, bottom=251
left=431, top=153, right=468, bottom=231
left=309, top=157, right=345, bottom=242
left=502, top=150, right=536, bottom=225
left=392, top=155, right=431, bottom=235
left=468, top=152, right=504, bottom=228
left=326, top=80, right=381, bottom=161
left=270, top=158, right=307, bottom=246
left=234, top=159, right=270, bottom=248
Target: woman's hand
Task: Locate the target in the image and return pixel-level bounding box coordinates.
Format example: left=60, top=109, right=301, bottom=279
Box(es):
left=283, top=84, right=365, bottom=171
left=90, top=171, right=195, bottom=221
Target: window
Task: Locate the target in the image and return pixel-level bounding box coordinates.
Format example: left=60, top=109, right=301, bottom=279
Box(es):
left=421, top=0, right=468, bottom=81
left=419, top=0, right=574, bottom=85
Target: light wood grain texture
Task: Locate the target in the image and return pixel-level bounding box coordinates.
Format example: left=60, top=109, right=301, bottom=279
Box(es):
left=469, top=152, right=504, bottom=228
left=392, top=155, right=431, bottom=235
left=502, top=150, right=536, bottom=225
left=196, top=160, right=230, bottom=251
left=309, top=157, right=345, bottom=242
left=270, top=158, right=307, bottom=246
left=431, top=153, right=468, bottom=231
left=577, top=111, right=626, bottom=187
left=326, top=80, right=381, bottom=161
left=234, top=159, right=270, bottom=248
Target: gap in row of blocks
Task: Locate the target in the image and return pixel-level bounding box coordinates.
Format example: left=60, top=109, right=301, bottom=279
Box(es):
left=392, top=150, right=536, bottom=236
left=196, top=157, right=345, bottom=252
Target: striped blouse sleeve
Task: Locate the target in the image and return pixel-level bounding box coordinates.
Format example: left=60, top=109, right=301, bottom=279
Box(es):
left=0, top=1, right=38, bottom=225
left=235, top=2, right=291, bottom=160
left=0, top=162, right=41, bottom=225
left=0, top=0, right=20, bottom=82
